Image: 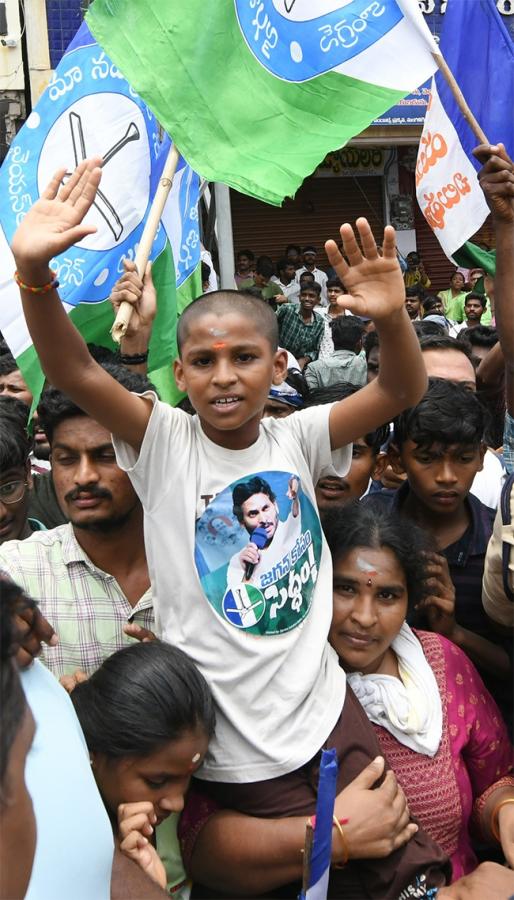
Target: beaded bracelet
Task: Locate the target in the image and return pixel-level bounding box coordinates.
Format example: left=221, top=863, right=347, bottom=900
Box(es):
left=14, top=270, right=59, bottom=294
left=490, top=796, right=514, bottom=842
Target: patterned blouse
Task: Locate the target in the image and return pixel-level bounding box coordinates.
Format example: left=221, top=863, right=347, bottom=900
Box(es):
left=374, top=630, right=514, bottom=881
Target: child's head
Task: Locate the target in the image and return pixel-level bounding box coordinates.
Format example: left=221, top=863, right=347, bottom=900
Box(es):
left=175, top=291, right=288, bottom=446
left=299, top=282, right=321, bottom=313
left=305, top=384, right=388, bottom=511
left=327, top=277, right=345, bottom=309
left=71, top=641, right=215, bottom=821
left=330, top=315, right=364, bottom=353
left=0, top=579, right=37, bottom=900
left=323, top=504, right=430, bottom=674
left=391, top=378, right=486, bottom=516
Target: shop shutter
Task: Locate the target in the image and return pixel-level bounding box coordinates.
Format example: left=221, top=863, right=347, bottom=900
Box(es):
left=230, top=175, right=384, bottom=269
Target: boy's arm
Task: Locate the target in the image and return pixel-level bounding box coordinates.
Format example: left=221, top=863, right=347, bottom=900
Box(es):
left=11, top=159, right=152, bottom=451
left=474, top=143, right=514, bottom=416
left=324, top=219, right=427, bottom=450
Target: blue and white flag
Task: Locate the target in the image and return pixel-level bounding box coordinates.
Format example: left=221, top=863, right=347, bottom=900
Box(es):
left=0, top=21, right=200, bottom=398
left=299, top=748, right=338, bottom=900
left=416, top=0, right=514, bottom=259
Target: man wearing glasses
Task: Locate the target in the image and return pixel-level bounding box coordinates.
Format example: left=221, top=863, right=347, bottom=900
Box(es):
left=0, top=397, right=45, bottom=544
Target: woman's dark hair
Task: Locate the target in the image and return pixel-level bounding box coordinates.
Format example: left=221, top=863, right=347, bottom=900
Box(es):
left=323, top=502, right=432, bottom=611
left=71, top=641, right=215, bottom=759
left=0, top=396, right=31, bottom=472
left=0, top=579, right=35, bottom=800
left=394, top=377, right=485, bottom=450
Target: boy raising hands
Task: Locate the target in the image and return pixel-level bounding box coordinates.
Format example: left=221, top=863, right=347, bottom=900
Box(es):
left=11, top=158, right=441, bottom=896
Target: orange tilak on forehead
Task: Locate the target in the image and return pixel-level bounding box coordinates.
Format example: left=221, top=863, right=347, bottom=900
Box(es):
left=212, top=341, right=226, bottom=349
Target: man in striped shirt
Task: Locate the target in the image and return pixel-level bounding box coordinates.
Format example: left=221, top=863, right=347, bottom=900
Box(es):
left=0, top=368, right=154, bottom=678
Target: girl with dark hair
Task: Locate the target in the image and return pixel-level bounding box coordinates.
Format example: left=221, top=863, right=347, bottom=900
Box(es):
left=323, top=503, right=514, bottom=880
left=70, top=640, right=215, bottom=893
left=0, top=578, right=37, bottom=900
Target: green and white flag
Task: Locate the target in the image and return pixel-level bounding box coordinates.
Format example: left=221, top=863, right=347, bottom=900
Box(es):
left=0, top=22, right=201, bottom=406
left=88, top=0, right=438, bottom=205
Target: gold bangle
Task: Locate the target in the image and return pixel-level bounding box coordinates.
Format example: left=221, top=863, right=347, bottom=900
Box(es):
left=332, top=814, right=349, bottom=868
left=491, top=796, right=514, bottom=842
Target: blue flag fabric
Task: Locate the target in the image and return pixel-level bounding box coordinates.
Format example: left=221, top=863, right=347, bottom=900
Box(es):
left=416, top=0, right=514, bottom=258
left=436, top=0, right=514, bottom=167
left=299, top=748, right=338, bottom=900
left=0, top=20, right=169, bottom=309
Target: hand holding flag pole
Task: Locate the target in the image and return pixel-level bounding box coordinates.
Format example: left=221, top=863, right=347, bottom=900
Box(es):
left=110, top=142, right=180, bottom=343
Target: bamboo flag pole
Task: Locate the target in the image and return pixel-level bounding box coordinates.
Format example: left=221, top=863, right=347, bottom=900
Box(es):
left=431, top=52, right=489, bottom=145
left=111, top=143, right=180, bottom=343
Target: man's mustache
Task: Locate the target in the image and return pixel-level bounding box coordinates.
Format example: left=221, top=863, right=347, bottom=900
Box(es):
left=65, top=485, right=112, bottom=503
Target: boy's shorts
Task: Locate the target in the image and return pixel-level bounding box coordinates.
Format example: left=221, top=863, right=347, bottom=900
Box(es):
left=191, top=687, right=449, bottom=899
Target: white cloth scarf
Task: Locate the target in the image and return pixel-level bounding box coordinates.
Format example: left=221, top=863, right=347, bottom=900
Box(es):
left=347, top=623, right=443, bottom=757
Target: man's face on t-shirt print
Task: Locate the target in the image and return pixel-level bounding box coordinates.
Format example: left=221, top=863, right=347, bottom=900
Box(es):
left=240, top=492, right=279, bottom=542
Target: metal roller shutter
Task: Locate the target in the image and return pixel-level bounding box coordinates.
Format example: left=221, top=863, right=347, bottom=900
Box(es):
left=230, top=175, right=385, bottom=269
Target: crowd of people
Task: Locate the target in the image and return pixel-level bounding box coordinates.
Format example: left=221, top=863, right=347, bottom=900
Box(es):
left=1, top=143, right=513, bottom=900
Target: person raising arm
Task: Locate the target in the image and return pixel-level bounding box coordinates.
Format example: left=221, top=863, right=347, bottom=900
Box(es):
left=11, top=160, right=427, bottom=459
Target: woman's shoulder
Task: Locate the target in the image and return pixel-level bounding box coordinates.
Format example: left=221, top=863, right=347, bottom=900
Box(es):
left=414, top=630, right=478, bottom=688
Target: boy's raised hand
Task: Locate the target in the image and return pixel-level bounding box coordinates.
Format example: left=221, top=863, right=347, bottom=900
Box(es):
left=11, top=158, right=102, bottom=276
left=325, top=218, right=405, bottom=322
left=473, top=143, right=514, bottom=224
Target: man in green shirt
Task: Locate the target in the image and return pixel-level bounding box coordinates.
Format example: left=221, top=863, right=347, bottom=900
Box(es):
left=239, top=255, right=285, bottom=307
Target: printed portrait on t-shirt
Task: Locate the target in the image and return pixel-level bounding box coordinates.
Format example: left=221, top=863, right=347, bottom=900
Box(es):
left=195, top=471, right=322, bottom=636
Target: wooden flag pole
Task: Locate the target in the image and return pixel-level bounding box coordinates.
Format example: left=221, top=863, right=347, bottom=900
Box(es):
left=431, top=52, right=488, bottom=145
left=111, top=143, right=180, bottom=343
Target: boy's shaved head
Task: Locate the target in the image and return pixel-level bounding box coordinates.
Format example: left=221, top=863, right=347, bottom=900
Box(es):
left=177, top=290, right=279, bottom=355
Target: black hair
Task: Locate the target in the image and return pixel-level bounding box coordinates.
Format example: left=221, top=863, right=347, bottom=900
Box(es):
left=394, top=377, right=485, bottom=450
left=285, top=244, right=301, bottom=257
left=406, top=252, right=419, bottom=263
left=71, top=641, right=215, bottom=759
left=232, top=475, right=276, bottom=523
left=405, top=285, right=425, bottom=300
left=255, top=256, right=274, bottom=279
left=177, top=290, right=279, bottom=356
left=330, top=315, right=364, bottom=351
left=451, top=269, right=465, bottom=282
left=276, top=256, right=293, bottom=275
left=323, top=502, right=432, bottom=612
left=237, top=249, right=254, bottom=262
left=284, top=368, right=310, bottom=401
left=299, top=271, right=315, bottom=283
left=0, top=396, right=31, bottom=472
left=460, top=325, right=498, bottom=349
left=419, top=333, right=473, bottom=360
left=413, top=320, right=447, bottom=339
left=302, top=245, right=317, bottom=255
left=326, top=277, right=344, bottom=290
left=363, top=330, right=379, bottom=359
left=464, top=291, right=487, bottom=309
left=422, top=295, right=443, bottom=314
left=86, top=343, right=118, bottom=365
left=38, top=362, right=154, bottom=444
left=304, top=383, right=389, bottom=453
left=201, top=261, right=211, bottom=283
left=0, top=579, right=35, bottom=800
left=0, top=352, right=19, bottom=377
left=300, top=281, right=321, bottom=296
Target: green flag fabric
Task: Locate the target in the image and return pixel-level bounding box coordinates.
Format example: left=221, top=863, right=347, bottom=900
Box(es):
left=87, top=1, right=438, bottom=204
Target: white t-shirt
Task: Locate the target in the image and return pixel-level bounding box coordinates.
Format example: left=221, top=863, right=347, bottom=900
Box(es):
left=23, top=661, right=113, bottom=900
left=471, top=448, right=504, bottom=510
left=115, top=401, right=349, bottom=783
